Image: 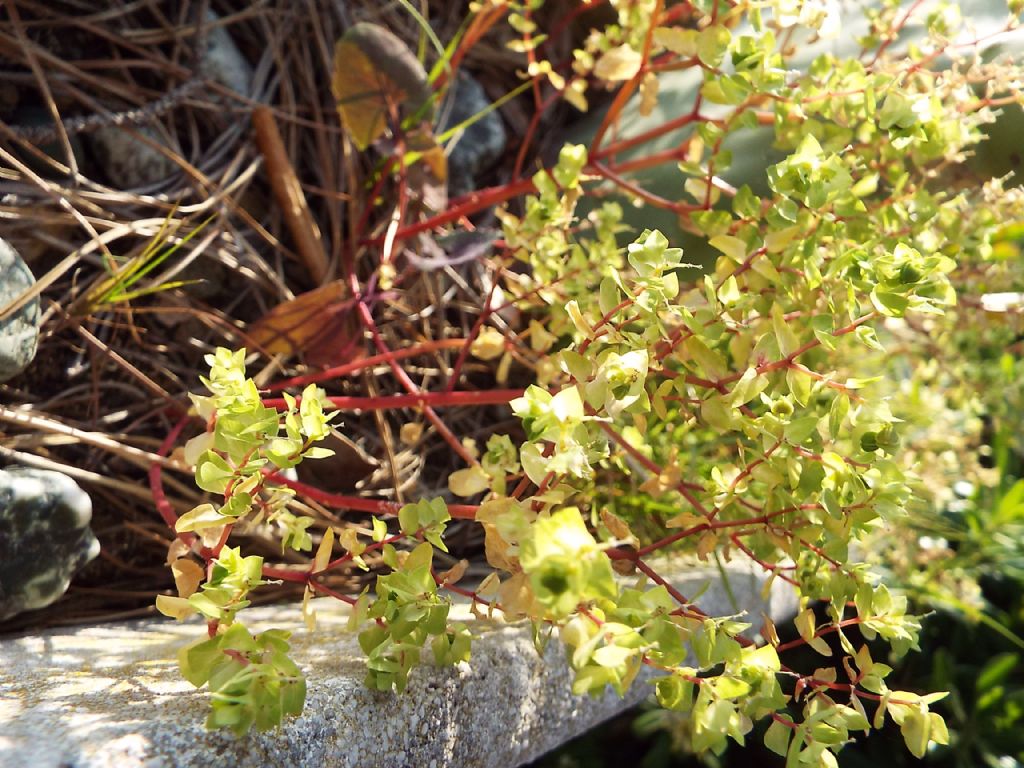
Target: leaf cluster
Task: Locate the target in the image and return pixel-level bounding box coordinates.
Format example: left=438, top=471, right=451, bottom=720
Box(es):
left=154, top=1, right=1024, bottom=762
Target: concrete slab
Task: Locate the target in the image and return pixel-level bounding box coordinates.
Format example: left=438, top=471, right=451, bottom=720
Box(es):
left=0, top=561, right=796, bottom=768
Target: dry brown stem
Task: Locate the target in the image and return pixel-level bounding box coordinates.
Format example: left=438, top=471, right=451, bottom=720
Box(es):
left=252, top=105, right=330, bottom=285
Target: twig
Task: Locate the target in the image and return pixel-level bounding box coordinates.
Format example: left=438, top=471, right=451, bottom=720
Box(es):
left=0, top=405, right=189, bottom=472
left=0, top=445, right=161, bottom=505
left=252, top=105, right=330, bottom=284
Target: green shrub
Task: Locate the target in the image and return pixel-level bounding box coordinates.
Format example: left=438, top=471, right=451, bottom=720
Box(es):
left=148, top=2, right=1024, bottom=764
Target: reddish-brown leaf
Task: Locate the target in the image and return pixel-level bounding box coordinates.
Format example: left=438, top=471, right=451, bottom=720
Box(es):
left=248, top=281, right=366, bottom=366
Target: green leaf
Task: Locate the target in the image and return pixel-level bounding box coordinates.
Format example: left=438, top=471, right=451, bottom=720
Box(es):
left=686, top=337, right=727, bottom=379
left=710, top=235, right=747, bottom=262
left=764, top=718, right=792, bottom=757
left=712, top=675, right=751, bottom=699
left=828, top=395, right=849, bottom=440
left=764, top=226, right=800, bottom=253
left=786, top=367, right=811, bottom=406
left=702, top=396, right=735, bottom=432
left=398, top=503, right=420, bottom=535
left=653, top=27, right=698, bottom=56
left=188, top=592, right=227, bottom=620
left=179, top=635, right=225, bottom=687
left=301, top=446, right=335, bottom=460
left=718, top=275, right=742, bottom=306
left=519, top=507, right=616, bottom=618
left=899, top=709, right=929, bottom=758
left=730, top=367, right=769, bottom=407
left=656, top=673, right=695, bottom=710
left=519, top=442, right=549, bottom=486
left=561, top=349, right=594, bottom=383
left=977, top=652, right=1018, bottom=693
left=592, top=643, right=637, bottom=668
left=599, top=277, right=621, bottom=316
left=785, top=416, right=819, bottom=444
left=771, top=304, right=800, bottom=358
left=870, top=289, right=910, bottom=317
left=697, top=25, right=731, bottom=68
left=175, top=503, right=226, bottom=534
left=551, top=386, right=584, bottom=422
left=405, top=541, right=435, bottom=572
left=195, top=451, right=235, bottom=494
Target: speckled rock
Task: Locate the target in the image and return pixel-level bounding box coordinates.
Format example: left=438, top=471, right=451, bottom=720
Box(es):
left=0, top=237, right=40, bottom=382
left=86, top=124, right=178, bottom=189
left=0, top=560, right=795, bottom=767
left=201, top=10, right=253, bottom=97
left=0, top=468, right=100, bottom=622
left=438, top=72, right=508, bottom=197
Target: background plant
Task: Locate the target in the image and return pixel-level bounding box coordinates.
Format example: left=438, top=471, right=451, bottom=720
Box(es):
left=138, top=2, right=1024, bottom=764
left=535, top=57, right=1024, bottom=768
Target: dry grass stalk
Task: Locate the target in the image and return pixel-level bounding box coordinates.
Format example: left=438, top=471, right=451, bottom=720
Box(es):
left=0, top=0, right=538, bottom=632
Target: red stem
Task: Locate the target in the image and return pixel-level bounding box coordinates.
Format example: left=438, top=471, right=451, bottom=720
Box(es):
left=308, top=579, right=359, bottom=605
left=349, top=273, right=477, bottom=466
left=433, top=2, right=509, bottom=92
left=592, top=99, right=703, bottom=162
left=262, top=389, right=523, bottom=411
left=362, top=177, right=537, bottom=246
left=265, top=338, right=470, bottom=391
left=149, top=414, right=196, bottom=547
left=591, top=161, right=698, bottom=214
left=264, top=471, right=479, bottom=520
left=729, top=534, right=800, bottom=586
left=590, top=0, right=665, bottom=153
left=444, top=277, right=501, bottom=393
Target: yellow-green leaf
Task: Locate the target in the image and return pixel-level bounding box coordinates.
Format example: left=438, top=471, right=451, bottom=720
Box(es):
left=156, top=594, right=197, bottom=621
left=332, top=23, right=432, bottom=150
left=449, top=466, right=492, bottom=497
left=771, top=304, right=800, bottom=358
left=709, top=234, right=747, bottom=262
left=594, top=44, right=643, bottom=81
left=313, top=527, right=335, bottom=573
left=653, top=27, right=699, bottom=56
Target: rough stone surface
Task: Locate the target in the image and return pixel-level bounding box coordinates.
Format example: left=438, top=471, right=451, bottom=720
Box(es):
left=0, top=238, right=40, bottom=382
left=438, top=72, right=507, bottom=197
left=86, top=124, right=178, bottom=189
left=70, top=11, right=250, bottom=191
left=0, top=561, right=795, bottom=768
left=0, top=468, right=100, bottom=621
left=201, top=10, right=253, bottom=97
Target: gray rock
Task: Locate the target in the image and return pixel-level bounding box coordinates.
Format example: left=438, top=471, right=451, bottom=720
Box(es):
left=0, top=237, right=40, bottom=382
left=0, top=467, right=100, bottom=622
left=86, top=124, right=178, bottom=189
left=438, top=72, right=507, bottom=197
left=201, top=10, right=253, bottom=97
left=0, top=559, right=796, bottom=766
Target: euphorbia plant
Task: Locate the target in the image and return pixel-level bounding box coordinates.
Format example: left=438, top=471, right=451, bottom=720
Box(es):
left=148, top=0, right=1024, bottom=764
